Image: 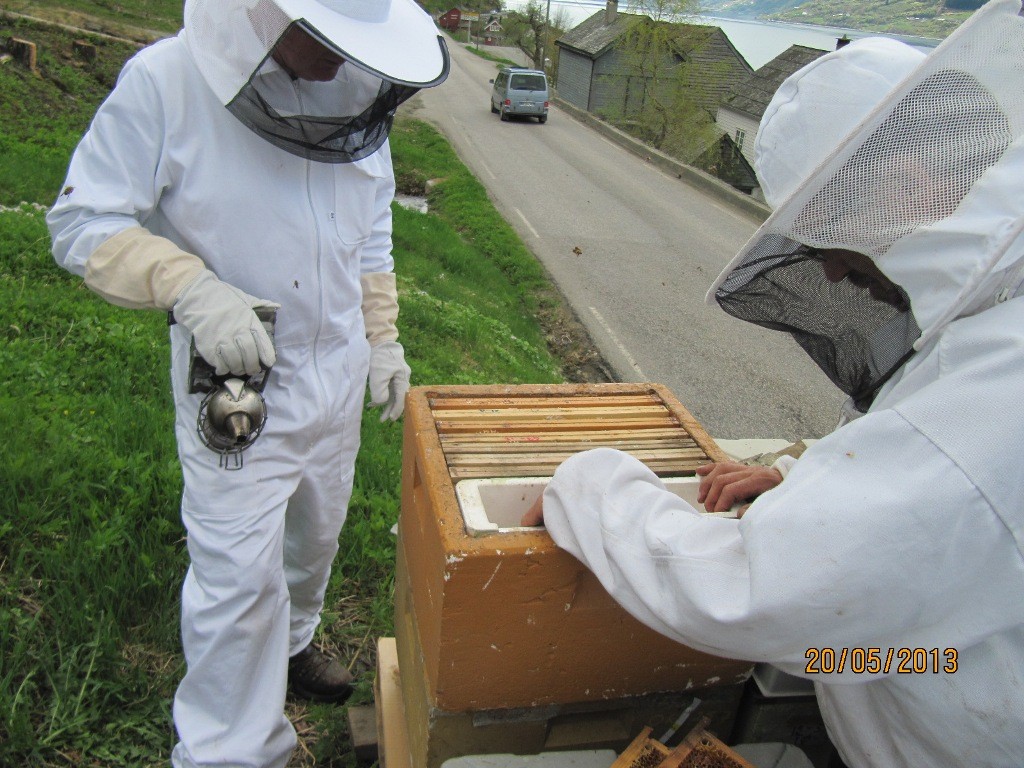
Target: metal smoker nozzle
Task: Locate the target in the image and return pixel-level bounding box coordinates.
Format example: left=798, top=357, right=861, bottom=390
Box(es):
left=198, top=377, right=268, bottom=470
left=224, top=412, right=255, bottom=444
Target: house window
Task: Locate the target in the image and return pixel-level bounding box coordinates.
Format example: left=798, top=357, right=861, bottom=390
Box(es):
left=735, top=128, right=746, bottom=151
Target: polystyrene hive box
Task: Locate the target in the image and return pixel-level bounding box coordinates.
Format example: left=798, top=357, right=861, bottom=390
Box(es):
left=455, top=476, right=738, bottom=536
left=395, top=384, right=753, bottom=715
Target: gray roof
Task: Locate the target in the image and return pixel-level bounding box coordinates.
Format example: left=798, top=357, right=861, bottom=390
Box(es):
left=721, top=44, right=827, bottom=120
left=555, top=9, right=646, bottom=57
left=556, top=9, right=750, bottom=68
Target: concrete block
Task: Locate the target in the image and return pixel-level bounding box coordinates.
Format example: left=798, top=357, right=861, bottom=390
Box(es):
left=348, top=705, right=380, bottom=763
left=729, top=684, right=835, bottom=768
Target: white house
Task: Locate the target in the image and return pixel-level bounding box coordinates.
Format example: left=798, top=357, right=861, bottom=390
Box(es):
left=715, top=44, right=828, bottom=199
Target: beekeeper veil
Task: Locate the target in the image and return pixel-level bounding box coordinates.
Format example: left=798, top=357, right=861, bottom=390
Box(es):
left=183, top=0, right=450, bottom=162
left=707, top=0, right=1024, bottom=411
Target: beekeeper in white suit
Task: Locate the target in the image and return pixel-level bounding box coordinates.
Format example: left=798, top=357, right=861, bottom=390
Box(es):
left=47, top=0, right=448, bottom=765
left=523, top=1, right=1024, bottom=765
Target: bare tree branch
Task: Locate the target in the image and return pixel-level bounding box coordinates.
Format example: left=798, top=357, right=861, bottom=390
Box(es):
left=503, top=0, right=569, bottom=69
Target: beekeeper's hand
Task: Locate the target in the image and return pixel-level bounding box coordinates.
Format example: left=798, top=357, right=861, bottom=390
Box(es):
left=173, top=271, right=278, bottom=376
left=696, top=461, right=782, bottom=514
left=368, top=341, right=411, bottom=421
left=78, top=227, right=276, bottom=377
left=520, top=495, right=544, bottom=527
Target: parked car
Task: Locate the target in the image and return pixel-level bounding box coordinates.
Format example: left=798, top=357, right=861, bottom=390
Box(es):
left=489, top=67, right=549, bottom=123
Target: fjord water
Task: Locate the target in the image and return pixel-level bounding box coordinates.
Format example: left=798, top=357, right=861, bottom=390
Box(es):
left=504, top=0, right=940, bottom=68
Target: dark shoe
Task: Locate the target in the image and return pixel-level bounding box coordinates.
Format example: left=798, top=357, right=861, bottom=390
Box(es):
left=288, top=645, right=354, bottom=703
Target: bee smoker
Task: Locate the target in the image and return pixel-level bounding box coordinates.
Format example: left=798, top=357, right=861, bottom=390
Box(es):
left=182, top=308, right=277, bottom=470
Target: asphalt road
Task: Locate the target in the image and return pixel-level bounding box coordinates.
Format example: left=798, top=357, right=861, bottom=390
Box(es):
left=409, top=42, right=845, bottom=440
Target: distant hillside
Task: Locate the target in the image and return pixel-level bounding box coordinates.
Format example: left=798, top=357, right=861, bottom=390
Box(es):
left=701, top=0, right=978, bottom=37
left=701, top=0, right=804, bottom=19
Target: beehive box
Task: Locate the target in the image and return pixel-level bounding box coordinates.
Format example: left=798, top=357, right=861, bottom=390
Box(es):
left=395, top=383, right=752, bottom=718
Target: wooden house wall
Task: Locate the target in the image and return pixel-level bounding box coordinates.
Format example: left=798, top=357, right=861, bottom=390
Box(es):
left=555, top=49, right=596, bottom=111
left=588, top=31, right=751, bottom=119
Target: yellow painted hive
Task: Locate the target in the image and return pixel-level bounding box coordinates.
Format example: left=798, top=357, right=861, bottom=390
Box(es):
left=395, top=383, right=753, bottom=714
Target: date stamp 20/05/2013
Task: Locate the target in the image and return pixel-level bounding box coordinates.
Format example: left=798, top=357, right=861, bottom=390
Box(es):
left=804, top=647, right=958, bottom=674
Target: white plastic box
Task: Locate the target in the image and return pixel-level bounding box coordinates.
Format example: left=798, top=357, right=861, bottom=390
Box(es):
left=752, top=663, right=816, bottom=697
left=455, top=476, right=736, bottom=536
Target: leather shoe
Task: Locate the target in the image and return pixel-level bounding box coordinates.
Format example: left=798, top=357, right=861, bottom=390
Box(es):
left=288, top=645, right=354, bottom=703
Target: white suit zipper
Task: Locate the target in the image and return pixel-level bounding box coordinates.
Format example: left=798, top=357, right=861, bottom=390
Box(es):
left=296, top=85, right=330, bottom=433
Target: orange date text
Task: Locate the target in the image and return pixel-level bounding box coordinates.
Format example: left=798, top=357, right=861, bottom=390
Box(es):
left=804, top=647, right=958, bottom=674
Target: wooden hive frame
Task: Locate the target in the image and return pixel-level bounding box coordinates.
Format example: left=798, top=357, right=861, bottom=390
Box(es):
left=424, top=383, right=728, bottom=479
left=612, top=721, right=758, bottom=768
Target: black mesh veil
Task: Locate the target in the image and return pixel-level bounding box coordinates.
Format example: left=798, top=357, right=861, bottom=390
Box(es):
left=715, top=235, right=920, bottom=411
left=226, top=21, right=447, bottom=163
left=229, top=75, right=418, bottom=164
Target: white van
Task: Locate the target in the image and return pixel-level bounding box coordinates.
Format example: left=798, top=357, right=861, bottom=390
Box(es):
left=489, top=67, right=549, bottom=123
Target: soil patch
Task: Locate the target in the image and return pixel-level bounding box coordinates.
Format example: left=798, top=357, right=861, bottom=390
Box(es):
left=535, top=286, right=615, bottom=384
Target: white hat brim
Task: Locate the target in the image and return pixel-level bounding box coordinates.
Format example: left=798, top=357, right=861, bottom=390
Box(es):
left=274, top=0, right=449, bottom=87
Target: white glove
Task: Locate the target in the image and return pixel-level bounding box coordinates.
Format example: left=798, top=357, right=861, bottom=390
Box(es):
left=368, top=340, right=411, bottom=422
left=172, top=270, right=279, bottom=376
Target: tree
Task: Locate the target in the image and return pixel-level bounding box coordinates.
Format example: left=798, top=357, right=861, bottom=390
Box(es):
left=503, top=0, right=568, bottom=70
left=420, top=0, right=502, bottom=18
left=605, top=0, right=717, bottom=151
left=628, top=0, right=696, bottom=21
left=467, top=0, right=503, bottom=14
left=543, top=6, right=572, bottom=74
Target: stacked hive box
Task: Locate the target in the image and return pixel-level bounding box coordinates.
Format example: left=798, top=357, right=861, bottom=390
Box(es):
left=394, top=384, right=753, bottom=768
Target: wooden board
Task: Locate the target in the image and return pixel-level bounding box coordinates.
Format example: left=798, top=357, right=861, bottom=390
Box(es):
left=375, top=638, right=412, bottom=768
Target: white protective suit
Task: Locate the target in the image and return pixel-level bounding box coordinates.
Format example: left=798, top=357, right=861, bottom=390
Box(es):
left=47, top=1, right=447, bottom=766
left=539, top=3, right=1024, bottom=766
